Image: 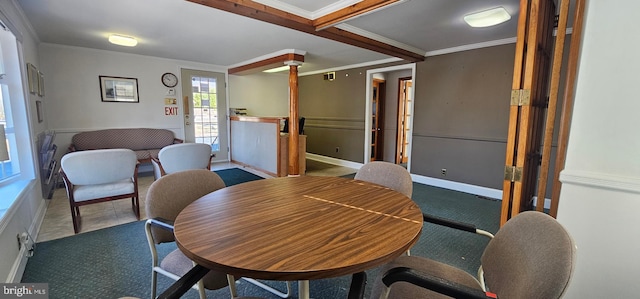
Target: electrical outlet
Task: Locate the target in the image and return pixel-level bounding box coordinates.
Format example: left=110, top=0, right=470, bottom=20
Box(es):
left=441, top=168, right=447, bottom=176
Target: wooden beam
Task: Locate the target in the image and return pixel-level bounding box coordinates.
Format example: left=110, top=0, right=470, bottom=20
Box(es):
left=288, top=64, right=300, bottom=176
left=314, top=0, right=401, bottom=30
left=228, top=53, right=304, bottom=75
left=186, top=0, right=425, bottom=62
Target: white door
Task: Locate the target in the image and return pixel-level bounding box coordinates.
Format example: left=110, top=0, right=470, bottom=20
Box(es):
left=181, top=68, right=228, bottom=161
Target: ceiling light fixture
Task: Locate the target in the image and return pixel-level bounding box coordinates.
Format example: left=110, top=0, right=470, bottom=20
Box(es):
left=263, top=65, right=301, bottom=73
left=464, top=7, right=511, bottom=28
left=108, top=34, right=138, bottom=47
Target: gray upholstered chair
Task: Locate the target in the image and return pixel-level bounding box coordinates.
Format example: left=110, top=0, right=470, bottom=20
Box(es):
left=368, top=211, right=576, bottom=299
left=144, top=169, right=232, bottom=299
left=151, top=143, right=213, bottom=180
left=354, top=161, right=413, bottom=197
left=59, top=148, right=140, bottom=234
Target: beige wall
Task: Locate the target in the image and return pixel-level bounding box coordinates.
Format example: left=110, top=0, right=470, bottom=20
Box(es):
left=300, top=44, right=517, bottom=192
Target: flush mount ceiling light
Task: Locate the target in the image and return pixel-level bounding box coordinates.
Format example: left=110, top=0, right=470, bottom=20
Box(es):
left=263, top=65, right=302, bottom=73
left=108, top=34, right=138, bottom=47
left=464, top=7, right=511, bottom=28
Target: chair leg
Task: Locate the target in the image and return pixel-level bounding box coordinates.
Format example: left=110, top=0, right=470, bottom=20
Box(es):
left=69, top=202, right=79, bottom=234
left=242, top=278, right=292, bottom=298
left=196, top=280, right=206, bottom=299
left=132, top=196, right=140, bottom=219
left=151, top=270, right=158, bottom=299
left=227, top=275, right=238, bottom=298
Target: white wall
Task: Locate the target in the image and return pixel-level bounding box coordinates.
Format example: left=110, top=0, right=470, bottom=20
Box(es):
left=228, top=72, right=289, bottom=117
left=557, top=0, right=640, bottom=297
left=38, top=44, right=227, bottom=159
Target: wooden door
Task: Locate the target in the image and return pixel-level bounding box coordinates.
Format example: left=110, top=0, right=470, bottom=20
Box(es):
left=396, top=77, right=412, bottom=164
left=371, top=79, right=385, bottom=161
left=501, top=0, right=555, bottom=225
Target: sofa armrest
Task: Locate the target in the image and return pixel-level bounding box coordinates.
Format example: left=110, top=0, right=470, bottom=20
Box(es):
left=173, top=138, right=184, bottom=144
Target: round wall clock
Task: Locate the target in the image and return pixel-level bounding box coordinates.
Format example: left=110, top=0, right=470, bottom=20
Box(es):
left=161, top=72, right=178, bottom=88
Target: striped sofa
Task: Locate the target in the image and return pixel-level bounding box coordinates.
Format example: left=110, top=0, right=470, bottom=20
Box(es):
left=68, top=128, right=183, bottom=163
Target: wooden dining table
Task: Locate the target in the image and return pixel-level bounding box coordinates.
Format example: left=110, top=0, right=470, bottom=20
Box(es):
left=172, top=175, right=423, bottom=299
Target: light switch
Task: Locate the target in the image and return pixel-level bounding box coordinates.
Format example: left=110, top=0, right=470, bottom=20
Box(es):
left=166, top=88, right=176, bottom=96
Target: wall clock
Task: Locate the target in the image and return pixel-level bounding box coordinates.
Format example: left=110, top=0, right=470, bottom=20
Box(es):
left=161, top=72, right=178, bottom=88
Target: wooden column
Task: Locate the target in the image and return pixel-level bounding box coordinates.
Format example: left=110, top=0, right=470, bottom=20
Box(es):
left=287, top=62, right=301, bottom=176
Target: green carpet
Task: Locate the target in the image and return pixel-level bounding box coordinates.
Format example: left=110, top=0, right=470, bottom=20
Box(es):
left=22, top=168, right=501, bottom=299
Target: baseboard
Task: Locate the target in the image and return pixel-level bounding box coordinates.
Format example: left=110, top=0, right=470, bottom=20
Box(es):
left=306, top=154, right=504, bottom=200
left=411, top=175, right=503, bottom=200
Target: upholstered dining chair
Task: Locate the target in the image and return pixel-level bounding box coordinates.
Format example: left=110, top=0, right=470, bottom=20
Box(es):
left=151, top=143, right=213, bottom=180
left=59, top=148, right=140, bottom=234
left=354, top=161, right=413, bottom=197
left=364, top=211, right=576, bottom=299
left=144, top=169, right=232, bottom=299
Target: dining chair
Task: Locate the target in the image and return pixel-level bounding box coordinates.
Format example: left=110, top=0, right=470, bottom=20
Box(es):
left=151, top=143, right=213, bottom=180
left=354, top=161, right=413, bottom=197
left=363, top=211, right=576, bottom=299
left=59, top=148, right=140, bottom=234
left=145, top=169, right=232, bottom=299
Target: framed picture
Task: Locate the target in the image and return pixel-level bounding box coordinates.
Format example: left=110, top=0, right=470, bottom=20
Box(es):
left=36, top=100, right=43, bottom=123
left=37, top=71, right=45, bottom=97
left=99, top=76, right=139, bottom=103
left=27, top=63, right=38, bottom=94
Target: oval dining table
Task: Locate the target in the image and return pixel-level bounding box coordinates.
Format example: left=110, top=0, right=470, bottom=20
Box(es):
left=171, top=175, right=423, bottom=299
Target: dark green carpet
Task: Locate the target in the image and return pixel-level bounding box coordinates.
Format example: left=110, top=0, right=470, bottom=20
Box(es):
left=22, top=168, right=500, bottom=299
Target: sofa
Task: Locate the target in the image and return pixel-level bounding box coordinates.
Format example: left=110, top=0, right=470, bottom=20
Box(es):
left=68, top=128, right=183, bottom=163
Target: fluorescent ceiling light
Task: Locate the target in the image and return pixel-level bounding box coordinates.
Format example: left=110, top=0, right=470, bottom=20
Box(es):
left=263, top=65, right=301, bottom=73
left=464, top=7, right=511, bottom=28
left=108, top=34, right=138, bottom=47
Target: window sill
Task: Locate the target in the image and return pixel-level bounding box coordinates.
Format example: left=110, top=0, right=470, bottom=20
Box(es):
left=0, top=179, right=34, bottom=221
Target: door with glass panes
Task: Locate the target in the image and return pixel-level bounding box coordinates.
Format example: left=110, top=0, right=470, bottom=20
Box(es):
left=180, top=68, right=228, bottom=161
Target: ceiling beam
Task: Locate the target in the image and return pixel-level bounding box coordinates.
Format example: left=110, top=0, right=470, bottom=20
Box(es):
left=186, top=0, right=425, bottom=62
left=313, top=0, right=401, bottom=30
left=229, top=53, right=304, bottom=75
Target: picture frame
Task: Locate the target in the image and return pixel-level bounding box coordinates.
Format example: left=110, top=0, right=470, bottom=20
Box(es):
left=27, top=63, right=39, bottom=94
left=36, top=100, right=43, bottom=123
left=99, top=76, right=139, bottom=103
left=37, top=71, right=45, bottom=97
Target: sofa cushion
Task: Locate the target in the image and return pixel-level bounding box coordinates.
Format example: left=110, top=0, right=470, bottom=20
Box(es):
left=72, top=128, right=176, bottom=151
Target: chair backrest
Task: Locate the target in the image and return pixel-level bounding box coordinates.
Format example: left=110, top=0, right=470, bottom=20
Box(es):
left=354, top=161, right=413, bottom=197
left=481, top=211, right=576, bottom=299
left=158, top=143, right=212, bottom=174
left=145, top=169, right=226, bottom=243
left=61, top=148, right=137, bottom=185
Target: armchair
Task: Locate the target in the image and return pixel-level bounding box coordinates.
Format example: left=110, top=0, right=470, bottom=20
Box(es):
left=367, top=211, right=576, bottom=299
left=59, top=148, right=140, bottom=234
left=145, top=169, right=232, bottom=299
left=151, top=143, right=213, bottom=180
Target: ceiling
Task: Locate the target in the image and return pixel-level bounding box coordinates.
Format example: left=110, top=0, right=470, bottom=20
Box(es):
left=16, top=0, right=521, bottom=74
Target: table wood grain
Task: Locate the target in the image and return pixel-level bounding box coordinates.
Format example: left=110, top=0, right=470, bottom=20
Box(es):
left=174, top=176, right=423, bottom=281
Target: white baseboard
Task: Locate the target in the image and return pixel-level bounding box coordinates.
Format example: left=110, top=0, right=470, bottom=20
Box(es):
left=411, top=175, right=503, bottom=200
left=306, top=154, right=504, bottom=200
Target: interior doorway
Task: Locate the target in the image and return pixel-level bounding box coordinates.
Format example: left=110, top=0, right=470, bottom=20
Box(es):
left=364, top=64, right=416, bottom=170
left=370, top=79, right=386, bottom=161
left=396, top=77, right=412, bottom=165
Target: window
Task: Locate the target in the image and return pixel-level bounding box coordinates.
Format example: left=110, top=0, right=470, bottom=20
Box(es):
left=0, top=17, right=34, bottom=219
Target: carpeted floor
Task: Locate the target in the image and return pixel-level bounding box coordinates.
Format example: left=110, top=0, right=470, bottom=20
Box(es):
left=22, top=168, right=501, bottom=299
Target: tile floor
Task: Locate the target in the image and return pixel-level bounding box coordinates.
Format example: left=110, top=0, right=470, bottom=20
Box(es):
left=36, top=160, right=357, bottom=242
